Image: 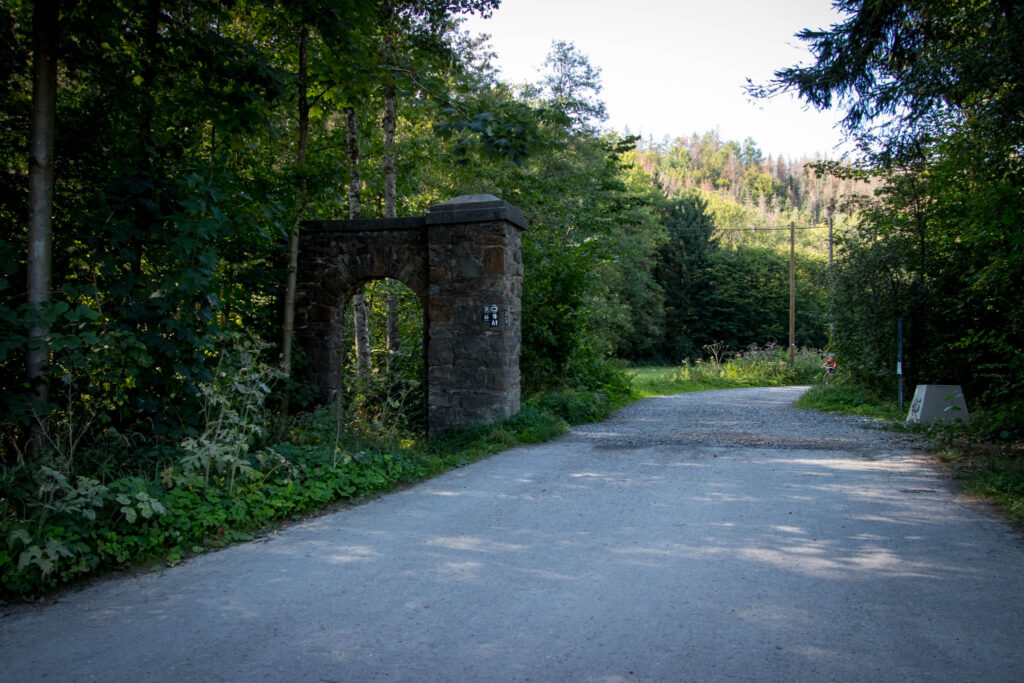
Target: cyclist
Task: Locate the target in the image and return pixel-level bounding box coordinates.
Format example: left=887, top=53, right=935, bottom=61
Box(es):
left=822, top=353, right=837, bottom=384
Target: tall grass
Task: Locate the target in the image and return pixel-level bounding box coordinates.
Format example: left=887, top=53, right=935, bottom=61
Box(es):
left=950, top=452, right=1024, bottom=525
left=794, top=384, right=902, bottom=420
left=631, top=343, right=825, bottom=397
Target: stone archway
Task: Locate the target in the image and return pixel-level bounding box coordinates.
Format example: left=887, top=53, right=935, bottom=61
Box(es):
left=295, top=194, right=527, bottom=435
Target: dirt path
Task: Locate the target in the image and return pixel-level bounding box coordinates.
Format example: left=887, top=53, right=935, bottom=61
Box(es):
left=2, top=387, right=1023, bottom=682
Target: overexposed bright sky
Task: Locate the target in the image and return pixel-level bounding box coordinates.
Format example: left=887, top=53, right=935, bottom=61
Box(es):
left=461, top=0, right=853, bottom=160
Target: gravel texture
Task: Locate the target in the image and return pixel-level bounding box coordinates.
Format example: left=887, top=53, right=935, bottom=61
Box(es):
left=570, top=386, right=922, bottom=454
left=2, top=386, right=1023, bottom=683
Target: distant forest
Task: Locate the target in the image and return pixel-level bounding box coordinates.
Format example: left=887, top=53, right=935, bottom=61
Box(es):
left=633, top=131, right=874, bottom=243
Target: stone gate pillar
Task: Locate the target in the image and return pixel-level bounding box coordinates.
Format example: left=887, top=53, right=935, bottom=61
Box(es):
left=425, top=195, right=527, bottom=434
left=294, top=193, right=527, bottom=436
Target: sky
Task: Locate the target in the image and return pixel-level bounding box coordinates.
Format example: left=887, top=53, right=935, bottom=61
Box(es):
left=460, top=0, right=854, bottom=160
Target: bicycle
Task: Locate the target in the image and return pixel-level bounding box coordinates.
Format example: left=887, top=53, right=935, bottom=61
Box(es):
left=821, top=354, right=837, bottom=384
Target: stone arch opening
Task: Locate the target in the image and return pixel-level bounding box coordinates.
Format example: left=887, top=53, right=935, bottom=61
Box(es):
left=343, top=278, right=426, bottom=433
left=295, top=194, right=527, bottom=435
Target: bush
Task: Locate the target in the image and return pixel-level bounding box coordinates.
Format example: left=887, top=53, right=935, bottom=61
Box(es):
left=526, top=389, right=612, bottom=425
left=795, top=383, right=901, bottom=419
left=667, top=343, right=824, bottom=388
left=963, top=400, right=1024, bottom=444
left=1, top=381, right=620, bottom=600
left=949, top=450, right=1024, bottom=525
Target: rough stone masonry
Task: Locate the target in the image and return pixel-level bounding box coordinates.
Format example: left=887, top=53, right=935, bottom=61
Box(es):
left=295, top=194, right=527, bottom=435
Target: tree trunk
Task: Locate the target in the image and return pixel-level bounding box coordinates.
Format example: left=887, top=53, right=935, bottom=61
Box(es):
left=345, top=106, right=360, bottom=220
left=26, top=0, right=59, bottom=456
left=131, top=0, right=161, bottom=282
left=281, top=27, right=309, bottom=411
left=353, top=293, right=371, bottom=374
left=382, top=83, right=397, bottom=219
left=381, top=84, right=401, bottom=356
left=344, top=105, right=372, bottom=374
left=381, top=0, right=397, bottom=216
left=386, top=294, right=400, bottom=368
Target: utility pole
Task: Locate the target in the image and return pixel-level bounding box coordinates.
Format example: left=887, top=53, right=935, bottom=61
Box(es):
left=789, top=221, right=795, bottom=365
left=27, top=0, right=59, bottom=456
left=897, top=317, right=905, bottom=415
left=826, top=208, right=836, bottom=346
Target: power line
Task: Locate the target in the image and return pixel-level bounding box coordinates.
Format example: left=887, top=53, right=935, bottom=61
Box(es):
left=723, top=225, right=826, bottom=231
left=661, top=225, right=828, bottom=233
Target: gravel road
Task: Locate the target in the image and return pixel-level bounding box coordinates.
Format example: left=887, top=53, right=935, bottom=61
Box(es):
left=2, top=386, right=1023, bottom=682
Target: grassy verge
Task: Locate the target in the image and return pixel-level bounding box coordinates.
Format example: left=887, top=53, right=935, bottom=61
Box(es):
left=929, top=402, right=1024, bottom=527
left=631, top=346, right=824, bottom=397
left=0, top=387, right=624, bottom=601
left=939, top=446, right=1024, bottom=525
left=793, top=383, right=902, bottom=420
left=630, top=365, right=739, bottom=397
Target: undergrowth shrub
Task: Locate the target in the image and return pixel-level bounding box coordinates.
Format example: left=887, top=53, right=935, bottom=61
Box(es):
left=795, top=383, right=901, bottom=419
left=172, top=334, right=282, bottom=491
left=956, top=400, right=1024, bottom=444
left=731, top=342, right=824, bottom=385
left=1, top=375, right=621, bottom=600
left=343, top=346, right=425, bottom=437
left=951, top=451, right=1024, bottom=524
left=527, top=389, right=613, bottom=425
left=642, top=343, right=826, bottom=392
